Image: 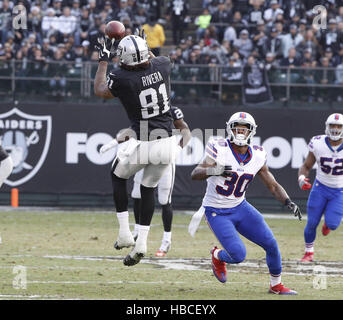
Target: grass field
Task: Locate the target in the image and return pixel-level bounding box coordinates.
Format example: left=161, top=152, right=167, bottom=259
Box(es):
left=0, top=208, right=343, bottom=300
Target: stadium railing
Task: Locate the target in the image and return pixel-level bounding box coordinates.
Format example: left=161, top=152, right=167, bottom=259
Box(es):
left=0, top=60, right=342, bottom=107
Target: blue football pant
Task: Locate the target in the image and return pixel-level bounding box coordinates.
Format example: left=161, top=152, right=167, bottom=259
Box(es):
left=305, top=180, right=343, bottom=244
left=205, top=200, right=282, bottom=276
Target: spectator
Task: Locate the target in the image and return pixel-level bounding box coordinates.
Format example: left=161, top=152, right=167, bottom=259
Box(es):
left=0, top=0, right=12, bottom=45
left=263, top=27, right=282, bottom=59
left=203, top=25, right=218, bottom=47
left=247, top=0, right=264, bottom=33
left=28, top=6, right=43, bottom=34
left=283, top=0, right=306, bottom=21
left=142, top=19, right=165, bottom=56
left=71, top=0, right=82, bottom=18
left=252, top=20, right=268, bottom=58
left=280, top=47, right=301, bottom=67
left=234, top=0, right=250, bottom=16
left=296, top=29, right=320, bottom=60
left=315, top=56, right=336, bottom=102
left=48, top=49, right=68, bottom=97
left=281, top=24, right=303, bottom=58
left=56, top=7, right=78, bottom=43
left=195, top=8, right=212, bottom=42
left=132, top=5, right=148, bottom=29
left=78, top=7, right=93, bottom=44
left=263, top=0, right=284, bottom=26
left=52, top=0, right=63, bottom=17
left=113, top=0, right=133, bottom=21
left=42, top=38, right=55, bottom=61
left=166, top=0, right=190, bottom=45
left=41, top=8, right=59, bottom=38
left=233, top=29, right=253, bottom=59
left=211, top=0, right=233, bottom=43
left=320, top=18, right=340, bottom=55
left=222, top=54, right=242, bottom=81
left=202, top=39, right=228, bottom=64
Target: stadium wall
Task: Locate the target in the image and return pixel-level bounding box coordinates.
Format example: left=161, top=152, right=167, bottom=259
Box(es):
left=0, top=102, right=333, bottom=211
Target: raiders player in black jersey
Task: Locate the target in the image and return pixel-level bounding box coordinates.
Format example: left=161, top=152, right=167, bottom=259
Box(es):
left=94, top=33, right=185, bottom=266
left=131, top=106, right=190, bottom=257
left=0, top=146, right=13, bottom=188
left=100, top=106, right=191, bottom=258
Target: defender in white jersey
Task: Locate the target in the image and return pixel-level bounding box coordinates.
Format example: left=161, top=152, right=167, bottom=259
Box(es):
left=191, top=112, right=301, bottom=295
left=298, top=113, right=343, bottom=262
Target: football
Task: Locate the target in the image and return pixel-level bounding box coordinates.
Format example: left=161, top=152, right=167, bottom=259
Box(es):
left=105, top=20, right=126, bottom=40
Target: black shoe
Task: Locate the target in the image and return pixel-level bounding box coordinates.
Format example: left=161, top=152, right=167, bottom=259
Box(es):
left=123, top=252, right=144, bottom=266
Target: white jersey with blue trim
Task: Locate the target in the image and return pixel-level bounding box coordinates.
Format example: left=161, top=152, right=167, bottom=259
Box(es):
left=308, top=134, right=343, bottom=188
left=202, top=137, right=267, bottom=209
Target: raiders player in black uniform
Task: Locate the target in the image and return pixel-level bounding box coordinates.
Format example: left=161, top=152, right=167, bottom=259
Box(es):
left=0, top=146, right=13, bottom=188
left=94, top=33, right=184, bottom=266
left=131, top=106, right=190, bottom=257
left=100, top=106, right=191, bottom=258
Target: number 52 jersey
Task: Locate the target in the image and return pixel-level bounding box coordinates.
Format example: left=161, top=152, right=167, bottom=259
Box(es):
left=202, top=137, right=267, bottom=209
left=308, top=135, right=343, bottom=188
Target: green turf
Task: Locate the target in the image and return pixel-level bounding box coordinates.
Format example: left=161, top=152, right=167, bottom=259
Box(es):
left=0, top=209, right=342, bottom=300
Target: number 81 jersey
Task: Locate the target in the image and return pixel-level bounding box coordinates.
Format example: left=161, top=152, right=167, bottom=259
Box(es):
left=308, top=135, right=343, bottom=188
left=107, top=56, right=174, bottom=140
left=202, top=137, right=267, bottom=209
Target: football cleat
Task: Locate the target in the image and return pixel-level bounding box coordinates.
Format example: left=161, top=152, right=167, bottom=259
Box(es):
left=322, top=222, right=331, bottom=236
left=210, top=246, right=227, bottom=283
left=300, top=252, right=314, bottom=262
left=113, top=233, right=135, bottom=250
left=269, top=283, right=297, bottom=295
left=123, top=246, right=145, bottom=266
left=155, top=240, right=171, bottom=257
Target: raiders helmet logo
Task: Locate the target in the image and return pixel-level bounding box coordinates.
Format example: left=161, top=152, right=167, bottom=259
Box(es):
left=0, top=108, right=52, bottom=186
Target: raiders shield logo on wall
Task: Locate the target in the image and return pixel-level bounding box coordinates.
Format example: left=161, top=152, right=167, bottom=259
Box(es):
left=0, top=108, right=52, bottom=186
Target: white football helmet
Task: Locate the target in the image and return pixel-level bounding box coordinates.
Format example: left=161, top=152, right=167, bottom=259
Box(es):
left=226, top=112, right=257, bottom=146
left=325, top=113, right=343, bottom=141
left=117, top=35, right=149, bottom=66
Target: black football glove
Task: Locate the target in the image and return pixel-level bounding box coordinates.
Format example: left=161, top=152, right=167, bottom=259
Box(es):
left=285, top=199, right=302, bottom=221
left=95, top=36, right=114, bottom=63
left=207, top=164, right=233, bottom=177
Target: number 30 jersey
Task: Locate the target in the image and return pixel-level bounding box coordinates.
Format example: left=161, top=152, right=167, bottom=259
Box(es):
left=202, top=137, right=267, bottom=209
left=308, top=135, right=343, bottom=188
left=107, top=56, right=174, bottom=140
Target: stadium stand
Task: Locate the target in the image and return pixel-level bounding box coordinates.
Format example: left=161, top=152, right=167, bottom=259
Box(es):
left=0, top=0, right=343, bottom=106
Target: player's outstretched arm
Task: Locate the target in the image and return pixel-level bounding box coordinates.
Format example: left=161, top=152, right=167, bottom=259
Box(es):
left=191, top=156, right=232, bottom=180
left=173, top=118, right=191, bottom=148
left=257, top=164, right=302, bottom=220
left=94, top=61, right=114, bottom=99
left=94, top=37, right=115, bottom=99
left=298, top=151, right=315, bottom=190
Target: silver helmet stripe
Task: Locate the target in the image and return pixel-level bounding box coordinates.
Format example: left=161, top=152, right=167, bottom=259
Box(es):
left=129, top=36, right=141, bottom=63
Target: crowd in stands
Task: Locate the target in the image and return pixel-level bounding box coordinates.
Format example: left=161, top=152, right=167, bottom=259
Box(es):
left=1, top=0, right=343, bottom=102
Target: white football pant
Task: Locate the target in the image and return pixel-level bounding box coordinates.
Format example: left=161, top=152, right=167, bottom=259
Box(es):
left=131, top=162, right=176, bottom=205
left=112, top=136, right=178, bottom=188
left=0, top=156, right=13, bottom=188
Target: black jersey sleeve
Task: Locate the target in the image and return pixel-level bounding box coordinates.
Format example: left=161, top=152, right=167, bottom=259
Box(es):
left=171, top=106, right=184, bottom=121
left=106, top=71, right=120, bottom=97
